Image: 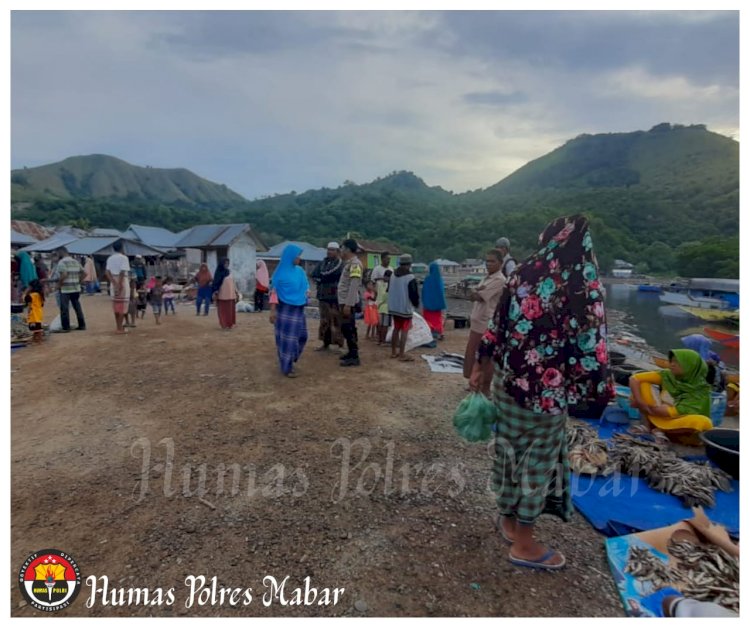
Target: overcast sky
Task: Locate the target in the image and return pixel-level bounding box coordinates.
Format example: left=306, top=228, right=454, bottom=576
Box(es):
left=11, top=10, right=739, bottom=199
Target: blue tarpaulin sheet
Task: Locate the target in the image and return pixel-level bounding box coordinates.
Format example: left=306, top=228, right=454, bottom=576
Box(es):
left=570, top=419, right=739, bottom=537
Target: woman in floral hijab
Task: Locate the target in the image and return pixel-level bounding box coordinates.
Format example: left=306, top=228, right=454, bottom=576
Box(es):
left=470, top=214, right=613, bottom=570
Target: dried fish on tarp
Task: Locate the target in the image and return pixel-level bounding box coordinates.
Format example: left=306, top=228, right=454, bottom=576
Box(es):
left=565, top=424, right=733, bottom=507
left=624, top=546, right=674, bottom=589
left=610, top=433, right=733, bottom=508
left=566, top=420, right=614, bottom=475
left=668, top=539, right=739, bottom=613
left=625, top=540, right=739, bottom=614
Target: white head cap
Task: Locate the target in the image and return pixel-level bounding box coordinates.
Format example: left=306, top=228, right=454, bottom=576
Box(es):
left=327, top=242, right=340, bottom=250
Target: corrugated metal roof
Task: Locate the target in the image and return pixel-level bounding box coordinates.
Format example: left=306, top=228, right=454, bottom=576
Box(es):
left=434, top=258, right=460, bottom=266
left=174, top=225, right=228, bottom=248
left=66, top=237, right=165, bottom=257
left=11, top=229, right=38, bottom=245
left=174, top=223, right=256, bottom=248
left=356, top=239, right=403, bottom=254
left=67, top=237, right=118, bottom=255
left=260, top=241, right=327, bottom=262
left=21, top=232, right=80, bottom=252
left=91, top=228, right=124, bottom=237
left=212, top=224, right=249, bottom=247
left=126, top=224, right=180, bottom=248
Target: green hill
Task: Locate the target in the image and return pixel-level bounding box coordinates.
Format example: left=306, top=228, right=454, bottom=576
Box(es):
left=482, top=123, right=738, bottom=196
left=11, top=124, right=739, bottom=277
left=11, top=154, right=246, bottom=206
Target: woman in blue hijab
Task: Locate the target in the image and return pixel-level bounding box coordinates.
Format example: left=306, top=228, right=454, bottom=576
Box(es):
left=270, top=244, right=310, bottom=377
left=15, top=251, right=38, bottom=290
left=422, top=261, right=447, bottom=340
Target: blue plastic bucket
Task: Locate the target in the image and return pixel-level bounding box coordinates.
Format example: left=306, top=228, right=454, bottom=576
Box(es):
left=710, top=392, right=727, bottom=427
left=615, top=385, right=640, bottom=420
left=602, top=405, right=631, bottom=425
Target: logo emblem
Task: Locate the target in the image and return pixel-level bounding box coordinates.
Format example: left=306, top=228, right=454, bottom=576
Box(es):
left=18, top=549, right=82, bottom=611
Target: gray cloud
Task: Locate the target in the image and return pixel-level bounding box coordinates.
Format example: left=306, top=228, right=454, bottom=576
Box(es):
left=463, top=91, right=528, bottom=106
left=431, top=11, right=739, bottom=88
left=10, top=10, right=739, bottom=198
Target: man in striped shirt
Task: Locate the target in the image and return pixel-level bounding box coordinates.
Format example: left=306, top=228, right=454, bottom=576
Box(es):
left=53, top=246, right=87, bottom=332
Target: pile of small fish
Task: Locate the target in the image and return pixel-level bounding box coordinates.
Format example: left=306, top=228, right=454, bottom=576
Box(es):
left=668, top=539, right=739, bottom=613
left=566, top=421, right=613, bottom=475
left=625, top=540, right=739, bottom=613
left=565, top=425, right=733, bottom=507
left=610, top=433, right=733, bottom=508
left=624, top=546, right=674, bottom=589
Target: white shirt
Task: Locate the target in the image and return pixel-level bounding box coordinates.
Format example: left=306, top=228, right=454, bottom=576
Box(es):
left=106, top=253, right=131, bottom=299
left=106, top=252, right=130, bottom=277
left=370, top=264, right=388, bottom=282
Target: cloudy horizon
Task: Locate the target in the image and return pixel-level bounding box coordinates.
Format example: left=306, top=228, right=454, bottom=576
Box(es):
left=11, top=10, right=739, bottom=199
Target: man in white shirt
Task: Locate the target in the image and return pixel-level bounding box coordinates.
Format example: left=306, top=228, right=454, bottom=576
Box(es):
left=369, top=252, right=391, bottom=283
left=105, top=241, right=131, bottom=334
left=495, top=237, right=517, bottom=278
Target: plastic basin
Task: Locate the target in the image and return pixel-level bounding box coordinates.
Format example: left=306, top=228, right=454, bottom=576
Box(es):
left=699, top=428, right=739, bottom=480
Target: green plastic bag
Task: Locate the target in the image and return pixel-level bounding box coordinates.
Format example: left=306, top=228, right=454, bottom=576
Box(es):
left=452, top=392, right=497, bottom=442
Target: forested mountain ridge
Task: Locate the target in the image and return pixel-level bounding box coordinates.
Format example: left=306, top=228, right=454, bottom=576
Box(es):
left=11, top=124, right=738, bottom=276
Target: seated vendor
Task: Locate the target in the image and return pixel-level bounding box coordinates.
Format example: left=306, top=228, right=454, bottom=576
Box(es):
left=681, top=333, right=727, bottom=393
left=629, top=348, right=713, bottom=445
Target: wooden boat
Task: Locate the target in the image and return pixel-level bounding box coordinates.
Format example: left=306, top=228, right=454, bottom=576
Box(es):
left=637, top=284, right=662, bottom=293
left=704, top=327, right=740, bottom=344
left=678, top=306, right=739, bottom=325
left=660, top=278, right=739, bottom=310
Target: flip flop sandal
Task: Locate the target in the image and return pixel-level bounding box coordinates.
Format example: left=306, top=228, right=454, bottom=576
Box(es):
left=399, top=356, right=415, bottom=362
left=509, top=549, right=566, bottom=571
left=652, top=430, right=670, bottom=446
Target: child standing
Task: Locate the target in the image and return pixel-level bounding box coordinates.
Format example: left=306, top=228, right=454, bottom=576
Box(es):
left=136, top=280, right=148, bottom=319
left=24, top=279, right=45, bottom=344
left=375, top=269, right=392, bottom=345
left=149, top=276, right=164, bottom=325
left=162, top=276, right=177, bottom=315
left=126, top=275, right=138, bottom=328
left=363, top=280, right=379, bottom=341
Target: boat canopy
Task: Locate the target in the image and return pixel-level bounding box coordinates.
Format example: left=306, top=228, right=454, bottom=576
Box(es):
left=688, top=278, right=739, bottom=293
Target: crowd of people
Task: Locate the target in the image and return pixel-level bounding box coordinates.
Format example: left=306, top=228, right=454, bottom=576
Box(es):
left=13, top=216, right=729, bottom=583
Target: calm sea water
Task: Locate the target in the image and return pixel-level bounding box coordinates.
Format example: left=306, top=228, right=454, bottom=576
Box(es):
left=446, top=283, right=739, bottom=369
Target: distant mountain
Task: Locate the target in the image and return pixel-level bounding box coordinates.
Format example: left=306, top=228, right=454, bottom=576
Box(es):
left=481, top=123, right=738, bottom=197
left=10, top=154, right=247, bottom=206
left=10, top=124, right=739, bottom=277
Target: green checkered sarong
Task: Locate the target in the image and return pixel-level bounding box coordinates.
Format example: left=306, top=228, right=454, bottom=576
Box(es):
left=491, top=384, right=572, bottom=525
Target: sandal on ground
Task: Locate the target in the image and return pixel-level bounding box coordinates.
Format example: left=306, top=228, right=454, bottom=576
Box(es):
left=652, top=429, right=670, bottom=446
left=399, top=355, right=415, bottom=362
left=314, top=345, right=329, bottom=352
left=286, top=371, right=299, bottom=378
left=390, top=354, right=399, bottom=359
left=509, top=549, right=566, bottom=571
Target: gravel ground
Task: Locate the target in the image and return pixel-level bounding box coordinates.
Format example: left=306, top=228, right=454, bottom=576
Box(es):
left=11, top=295, right=624, bottom=617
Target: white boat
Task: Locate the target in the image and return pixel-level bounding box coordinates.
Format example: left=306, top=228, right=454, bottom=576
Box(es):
left=659, top=278, right=739, bottom=311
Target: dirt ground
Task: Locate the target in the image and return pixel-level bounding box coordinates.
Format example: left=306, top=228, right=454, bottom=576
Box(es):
left=11, top=295, right=624, bottom=617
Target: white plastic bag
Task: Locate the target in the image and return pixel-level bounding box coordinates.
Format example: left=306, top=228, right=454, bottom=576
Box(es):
left=385, top=312, right=434, bottom=352
left=235, top=300, right=254, bottom=313
left=49, top=314, right=62, bottom=332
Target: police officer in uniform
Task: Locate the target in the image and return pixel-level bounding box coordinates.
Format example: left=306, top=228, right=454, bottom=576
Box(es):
left=337, top=239, right=363, bottom=367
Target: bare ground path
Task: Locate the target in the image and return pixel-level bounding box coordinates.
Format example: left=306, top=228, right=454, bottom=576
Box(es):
left=11, top=295, right=623, bottom=617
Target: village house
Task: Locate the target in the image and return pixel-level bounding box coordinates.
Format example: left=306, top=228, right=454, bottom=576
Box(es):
left=433, top=258, right=461, bottom=275
left=612, top=259, right=635, bottom=279
left=173, top=223, right=267, bottom=297
left=460, top=258, right=487, bottom=275
left=354, top=239, right=403, bottom=272
left=258, top=241, right=326, bottom=277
